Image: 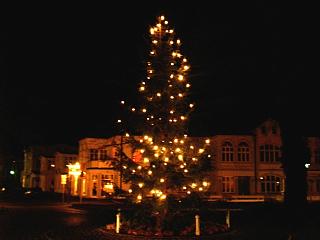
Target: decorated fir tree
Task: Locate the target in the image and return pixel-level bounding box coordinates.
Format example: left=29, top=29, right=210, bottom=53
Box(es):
left=116, top=15, right=212, bottom=234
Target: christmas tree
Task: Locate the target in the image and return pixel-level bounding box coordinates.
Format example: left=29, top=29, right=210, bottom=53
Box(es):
left=116, top=15, right=212, bottom=234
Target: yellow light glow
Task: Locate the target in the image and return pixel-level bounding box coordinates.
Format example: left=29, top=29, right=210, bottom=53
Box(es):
left=138, top=183, right=144, bottom=188
left=178, top=75, right=184, bottom=81
left=184, top=169, right=188, bottom=173
left=177, top=39, right=181, bottom=44
left=199, top=187, right=203, bottom=191
left=170, top=40, right=174, bottom=45
left=150, top=28, right=154, bottom=34
left=189, top=104, right=194, bottom=108
left=192, top=157, right=197, bottom=161
left=156, top=92, right=161, bottom=97
left=137, top=166, right=142, bottom=170
left=183, top=58, right=187, bottom=62
left=182, top=186, right=187, bottom=190
left=190, top=145, right=194, bottom=149
left=143, top=157, right=149, bottom=163
left=148, top=170, right=152, bottom=175
left=160, top=16, right=165, bottom=20
left=121, top=100, right=125, bottom=104
left=137, top=194, right=142, bottom=200
left=180, top=164, right=184, bottom=168
left=123, top=165, right=127, bottom=169
left=205, top=139, right=210, bottom=144
left=172, top=52, right=177, bottom=57
left=149, top=69, right=153, bottom=73
left=152, top=40, right=158, bottom=44
left=180, top=116, right=185, bottom=120
left=178, top=154, right=183, bottom=161
left=142, top=108, right=147, bottom=113
left=154, top=153, right=159, bottom=158
left=183, top=65, right=190, bottom=70
left=164, top=157, right=169, bottom=162
left=170, top=74, right=174, bottom=78
left=170, top=96, right=174, bottom=99
left=164, top=21, right=168, bottom=24
left=191, top=183, right=197, bottom=188
left=186, top=83, right=191, bottom=88
left=125, top=133, right=130, bottom=137
left=178, top=93, right=183, bottom=97
left=150, top=51, right=154, bottom=55
left=170, top=62, right=174, bottom=66
left=156, top=23, right=161, bottom=28
left=131, top=108, right=136, bottom=111
left=180, top=140, right=184, bottom=144
left=117, top=119, right=122, bottom=123
left=202, top=181, right=208, bottom=187
left=139, top=86, right=145, bottom=91
left=169, top=29, right=174, bottom=33
left=174, top=138, right=178, bottom=143
left=128, top=189, right=133, bottom=193
left=199, top=148, right=205, bottom=153
left=160, top=178, right=165, bottom=183
left=175, top=148, right=181, bottom=153
left=187, top=191, right=191, bottom=194
left=160, top=194, right=166, bottom=200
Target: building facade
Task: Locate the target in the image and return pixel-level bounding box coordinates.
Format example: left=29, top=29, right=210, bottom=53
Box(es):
left=31, top=119, right=320, bottom=201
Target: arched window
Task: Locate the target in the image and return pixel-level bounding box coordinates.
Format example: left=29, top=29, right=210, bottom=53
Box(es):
left=222, top=142, right=233, bottom=161
left=260, top=145, right=280, bottom=162
left=260, top=175, right=281, bottom=193
left=238, top=142, right=249, bottom=161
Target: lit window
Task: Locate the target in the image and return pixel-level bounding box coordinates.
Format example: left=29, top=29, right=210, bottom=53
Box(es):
left=222, top=177, right=234, bottom=193
left=89, top=149, right=98, bottom=160
left=260, top=175, right=281, bottom=193
left=222, top=142, right=233, bottom=161
left=238, top=142, right=249, bottom=161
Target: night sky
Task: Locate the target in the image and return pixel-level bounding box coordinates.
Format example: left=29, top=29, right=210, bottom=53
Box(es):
left=1, top=2, right=318, bottom=154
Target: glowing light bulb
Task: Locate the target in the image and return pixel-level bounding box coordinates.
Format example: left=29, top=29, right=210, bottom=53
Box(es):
left=184, top=169, right=188, bottom=173
left=199, top=187, right=203, bottom=191
left=170, top=96, right=174, bottom=99
left=142, top=108, right=147, bottom=113
left=189, top=104, right=194, bottom=108
left=125, top=133, right=130, bottom=137
left=154, top=153, right=159, bottom=158
left=137, top=194, right=142, bottom=200
left=172, top=52, right=177, bottom=57
left=149, top=69, right=153, bottom=73
left=170, top=62, right=174, bottom=66
left=183, top=65, right=190, bottom=70
left=117, top=119, right=122, bottom=123
left=138, top=183, right=144, bottom=188
left=120, top=100, right=125, bottom=104
left=199, top=148, right=205, bottom=153
left=174, top=138, right=178, bottom=143
left=202, top=181, right=208, bottom=187
left=143, top=157, right=149, bottom=163
left=169, top=40, right=174, bottom=45
left=175, top=148, right=181, bottom=153
left=178, top=75, right=184, bottom=81
left=160, top=16, right=165, bottom=20
left=148, top=170, right=152, bottom=175
left=180, top=164, right=184, bottom=168
left=186, top=83, right=191, bottom=88
left=178, top=155, right=183, bottom=161
left=150, top=28, right=154, bottom=34
left=169, top=29, right=174, bottom=33
left=156, top=93, right=161, bottom=97
left=178, top=93, right=183, bottom=97
left=164, top=157, right=169, bottom=162
left=150, top=51, right=155, bottom=55
left=183, top=58, right=187, bottom=62
left=160, top=178, right=165, bottom=183
left=152, top=40, right=158, bottom=44
left=139, top=86, right=145, bottom=91
left=131, top=108, right=136, bottom=111
left=170, top=74, right=174, bottom=79
left=128, top=189, right=132, bottom=193
left=156, top=23, right=161, bottom=28
left=180, top=116, right=185, bottom=120
left=164, top=21, right=168, bottom=24
left=177, top=39, right=181, bottom=44
left=205, top=139, right=210, bottom=144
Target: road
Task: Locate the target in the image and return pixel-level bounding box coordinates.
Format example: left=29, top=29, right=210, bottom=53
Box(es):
left=0, top=202, right=115, bottom=240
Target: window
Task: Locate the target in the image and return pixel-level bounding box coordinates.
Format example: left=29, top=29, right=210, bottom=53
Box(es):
left=272, top=124, right=277, bottom=134
left=100, top=150, right=108, bottom=160
left=222, top=177, right=234, bottom=193
left=222, top=142, right=233, bottom=161
left=261, top=126, right=267, bottom=135
left=260, top=145, right=280, bottom=162
left=260, top=175, right=281, bottom=193
left=89, top=149, right=98, bottom=160
left=238, top=142, right=249, bottom=161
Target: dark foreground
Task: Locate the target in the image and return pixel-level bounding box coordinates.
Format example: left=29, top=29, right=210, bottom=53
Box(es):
left=1, top=196, right=320, bottom=240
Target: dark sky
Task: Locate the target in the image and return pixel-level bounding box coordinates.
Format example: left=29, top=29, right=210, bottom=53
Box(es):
left=1, top=2, right=318, bottom=152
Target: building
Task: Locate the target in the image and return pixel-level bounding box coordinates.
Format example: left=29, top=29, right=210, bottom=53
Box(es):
left=39, top=152, right=78, bottom=193
left=34, top=119, right=320, bottom=201
left=21, top=145, right=78, bottom=190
